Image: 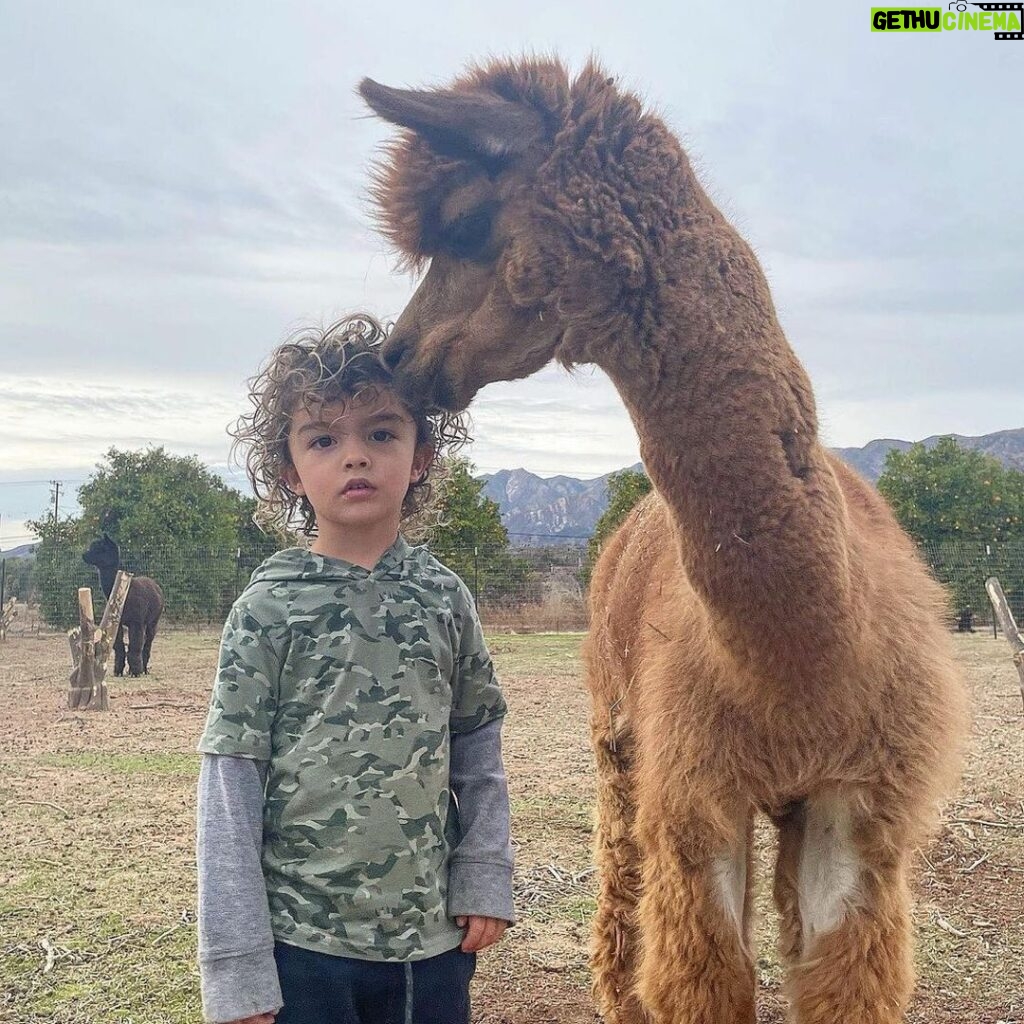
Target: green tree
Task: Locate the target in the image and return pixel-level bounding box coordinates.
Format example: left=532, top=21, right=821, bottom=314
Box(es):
left=28, top=447, right=273, bottom=626
left=878, top=437, right=1024, bottom=545
left=24, top=514, right=94, bottom=628
left=585, top=469, right=653, bottom=583
left=426, top=458, right=534, bottom=607
left=1, top=555, right=38, bottom=604
left=75, top=447, right=253, bottom=622
left=878, top=438, right=1024, bottom=621
left=234, top=495, right=284, bottom=575
left=76, top=447, right=242, bottom=551
left=429, top=458, right=509, bottom=553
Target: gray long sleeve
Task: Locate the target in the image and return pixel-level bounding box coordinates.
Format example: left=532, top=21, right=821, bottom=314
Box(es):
left=447, top=718, right=516, bottom=923
left=196, top=753, right=282, bottom=1023
left=196, top=720, right=513, bottom=1022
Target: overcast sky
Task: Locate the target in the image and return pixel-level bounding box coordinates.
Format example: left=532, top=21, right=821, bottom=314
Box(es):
left=1, top=1, right=1020, bottom=547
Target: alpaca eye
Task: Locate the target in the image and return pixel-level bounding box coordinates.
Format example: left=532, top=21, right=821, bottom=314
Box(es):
left=444, top=207, right=494, bottom=261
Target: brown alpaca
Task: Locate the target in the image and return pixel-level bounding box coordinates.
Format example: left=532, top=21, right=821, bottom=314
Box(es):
left=360, top=59, right=968, bottom=1024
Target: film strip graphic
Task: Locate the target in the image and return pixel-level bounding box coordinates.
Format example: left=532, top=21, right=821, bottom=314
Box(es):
left=969, top=2, right=1024, bottom=39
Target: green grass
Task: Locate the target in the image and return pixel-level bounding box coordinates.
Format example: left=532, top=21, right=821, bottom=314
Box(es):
left=1, top=843, right=203, bottom=1023
left=486, top=631, right=585, bottom=678
left=511, top=793, right=593, bottom=837
left=559, top=893, right=597, bottom=927
left=3, top=744, right=204, bottom=1021
left=37, top=752, right=199, bottom=775
left=6, top=630, right=1018, bottom=1021
left=0, top=634, right=589, bottom=1022
left=0, top=915, right=202, bottom=1024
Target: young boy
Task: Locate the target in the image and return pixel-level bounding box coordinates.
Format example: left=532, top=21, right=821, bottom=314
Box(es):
left=196, top=314, right=514, bottom=1024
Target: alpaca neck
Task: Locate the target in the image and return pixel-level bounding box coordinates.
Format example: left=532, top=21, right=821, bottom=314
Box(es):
left=588, top=177, right=858, bottom=684
left=96, top=563, right=118, bottom=599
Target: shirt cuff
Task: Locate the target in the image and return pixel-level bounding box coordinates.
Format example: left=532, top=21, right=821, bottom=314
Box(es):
left=200, top=947, right=283, bottom=1023
left=447, top=859, right=516, bottom=923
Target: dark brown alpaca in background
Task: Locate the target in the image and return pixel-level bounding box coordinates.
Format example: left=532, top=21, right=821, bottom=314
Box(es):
left=360, top=58, right=968, bottom=1024
left=82, top=534, right=164, bottom=677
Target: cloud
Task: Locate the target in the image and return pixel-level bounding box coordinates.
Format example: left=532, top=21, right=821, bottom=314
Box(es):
left=1, top=1, right=1020, bottom=493
left=0, top=374, right=242, bottom=471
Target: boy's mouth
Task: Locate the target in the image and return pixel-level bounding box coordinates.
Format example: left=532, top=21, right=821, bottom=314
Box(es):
left=341, top=478, right=375, bottom=495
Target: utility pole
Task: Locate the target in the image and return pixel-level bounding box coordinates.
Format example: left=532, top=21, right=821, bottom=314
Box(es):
left=50, top=482, right=63, bottom=595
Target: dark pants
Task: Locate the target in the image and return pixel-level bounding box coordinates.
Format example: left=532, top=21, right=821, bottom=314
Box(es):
left=274, top=941, right=476, bottom=1024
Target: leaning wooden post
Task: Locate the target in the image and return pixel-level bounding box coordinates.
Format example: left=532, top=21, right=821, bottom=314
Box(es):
left=69, top=588, right=100, bottom=710
left=0, top=596, right=17, bottom=642
left=67, top=571, right=130, bottom=711
left=98, top=570, right=131, bottom=637
left=985, top=576, right=1024, bottom=713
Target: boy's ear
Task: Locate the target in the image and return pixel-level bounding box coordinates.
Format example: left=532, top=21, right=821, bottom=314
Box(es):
left=410, top=443, right=434, bottom=485
left=282, top=464, right=305, bottom=496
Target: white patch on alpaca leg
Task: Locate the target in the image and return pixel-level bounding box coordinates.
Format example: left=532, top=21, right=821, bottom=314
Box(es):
left=712, top=815, right=748, bottom=945
left=797, top=793, right=862, bottom=949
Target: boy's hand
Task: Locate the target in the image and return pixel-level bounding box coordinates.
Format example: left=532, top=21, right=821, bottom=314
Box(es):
left=456, top=915, right=508, bottom=952
left=222, top=1015, right=276, bottom=1024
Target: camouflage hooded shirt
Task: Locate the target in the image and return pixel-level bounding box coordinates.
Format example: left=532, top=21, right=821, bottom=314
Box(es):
left=197, top=536, right=507, bottom=962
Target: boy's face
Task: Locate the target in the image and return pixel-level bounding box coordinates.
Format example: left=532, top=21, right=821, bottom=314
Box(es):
left=283, top=389, right=430, bottom=538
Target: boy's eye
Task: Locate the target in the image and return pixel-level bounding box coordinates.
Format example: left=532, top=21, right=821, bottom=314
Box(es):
left=309, top=435, right=335, bottom=449
left=370, top=429, right=396, bottom=443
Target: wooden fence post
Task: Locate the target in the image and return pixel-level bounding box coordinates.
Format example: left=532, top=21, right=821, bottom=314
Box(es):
left=985, top=576, right=1024, bottom=714
left=0, top=597, right=16, bottom=642
left=68, top=588, right=100, bottom=710
left=67, top=571, right=131, bottom=711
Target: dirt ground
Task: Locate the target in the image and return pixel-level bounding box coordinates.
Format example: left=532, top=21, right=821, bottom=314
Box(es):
left=1, top=629, right=1022, bottom=1023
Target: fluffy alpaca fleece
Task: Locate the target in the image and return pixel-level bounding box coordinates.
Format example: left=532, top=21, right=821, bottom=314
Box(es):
left=82, top=534, right=164, bottom=677
left=360, top=58, right=968, bottom=1024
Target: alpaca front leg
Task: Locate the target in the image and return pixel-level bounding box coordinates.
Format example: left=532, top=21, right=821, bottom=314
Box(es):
left=141, top=622, right=157, bottom=673
left=591, top=725, right=645, bottom=1024
left=114, top=626, right=126, bottom=677
left=126, top=626, right=145, bottom=676
left=783, top=794, right=913, bottom=1024
left=635, top=809, right=756, bottom=1024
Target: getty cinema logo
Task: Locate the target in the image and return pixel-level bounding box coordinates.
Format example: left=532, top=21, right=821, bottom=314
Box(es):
left=871, top=2, right=1023, bottom=38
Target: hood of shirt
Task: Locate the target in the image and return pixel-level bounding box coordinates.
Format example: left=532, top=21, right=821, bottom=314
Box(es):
left=245, top=536, right=416, bottom=589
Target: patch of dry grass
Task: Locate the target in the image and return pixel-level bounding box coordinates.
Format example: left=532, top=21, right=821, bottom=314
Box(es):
left=1, top=630, right=1021, bottom=1023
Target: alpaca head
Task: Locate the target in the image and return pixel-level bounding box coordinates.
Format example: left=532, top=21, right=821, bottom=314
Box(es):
left=360, top=57, right=677, bottom=410
left=82, top=533, right=119, bottom=570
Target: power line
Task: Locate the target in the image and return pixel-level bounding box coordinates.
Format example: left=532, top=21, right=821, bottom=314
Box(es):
left=0, top=478, right=89, bottom=487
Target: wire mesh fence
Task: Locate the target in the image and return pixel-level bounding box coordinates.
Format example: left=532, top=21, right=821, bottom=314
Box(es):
left=0, top=537, right=591, bottom=636
left=920, top=540, right=1024, bottom=632
left=1, top=537, right=1021, bottom=639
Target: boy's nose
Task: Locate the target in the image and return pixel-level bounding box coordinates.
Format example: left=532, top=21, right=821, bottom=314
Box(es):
left=344, top=451, right=370, bottom=469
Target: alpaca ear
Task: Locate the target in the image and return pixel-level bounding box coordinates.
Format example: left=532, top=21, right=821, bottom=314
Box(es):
left=359, top=79, right=544, bottom=159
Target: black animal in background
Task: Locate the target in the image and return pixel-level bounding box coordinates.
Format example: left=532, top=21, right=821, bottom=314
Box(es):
left=957, top=606, right=976, bottom=633
left=82, top=534, right=164, bottom=676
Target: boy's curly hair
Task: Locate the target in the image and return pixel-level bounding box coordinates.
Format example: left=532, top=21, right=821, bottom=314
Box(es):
left=231, top=313, right=469, bottom=538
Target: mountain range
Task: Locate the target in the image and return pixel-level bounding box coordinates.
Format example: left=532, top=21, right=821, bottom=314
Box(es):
left=4, top=430, right=1021, bottom=556
left=832, top=427, right=1024, bottom=483
left=0, top=542, right=38, bottom=560
left=481, top=428, right=1024, bottom=541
